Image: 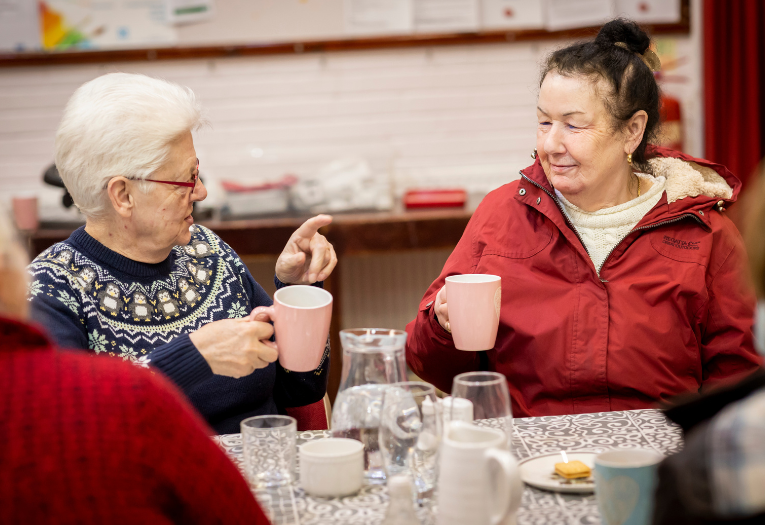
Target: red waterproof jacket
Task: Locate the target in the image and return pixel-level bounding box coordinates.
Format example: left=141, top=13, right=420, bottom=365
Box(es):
left=406, top=147, right=763, bottom=417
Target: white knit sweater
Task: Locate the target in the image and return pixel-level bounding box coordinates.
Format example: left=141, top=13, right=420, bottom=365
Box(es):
left=555, top=173, right=666, bottom=274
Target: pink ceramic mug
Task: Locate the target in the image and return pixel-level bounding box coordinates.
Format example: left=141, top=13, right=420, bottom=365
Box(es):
left=445, top=274, right=501, bottom=351
left=12, top=196, right=39, bottom=231
left=251, top=285, right=333, bottom=372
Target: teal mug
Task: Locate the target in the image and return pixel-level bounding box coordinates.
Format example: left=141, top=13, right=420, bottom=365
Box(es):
left=594, top=448, right=664, bottom=525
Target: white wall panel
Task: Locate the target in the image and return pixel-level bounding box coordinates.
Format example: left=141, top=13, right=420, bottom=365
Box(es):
left=0, top=23, right=703, bottom=205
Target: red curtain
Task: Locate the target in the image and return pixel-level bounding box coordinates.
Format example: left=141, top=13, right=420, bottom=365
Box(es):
left=703, top=0, right=765, bottom=188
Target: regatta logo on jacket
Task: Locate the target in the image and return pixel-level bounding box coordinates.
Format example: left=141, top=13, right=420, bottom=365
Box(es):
left=663, top=236, right=700, bottom=251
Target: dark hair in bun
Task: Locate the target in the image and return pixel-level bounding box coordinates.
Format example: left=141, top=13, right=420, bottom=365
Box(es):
left=540, top=18, right=661, bottom=170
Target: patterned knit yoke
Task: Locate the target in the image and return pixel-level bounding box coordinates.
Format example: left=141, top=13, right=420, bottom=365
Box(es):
left=29, top=225, right=252, bottom=361
left=27, top=224, right=329, bottom=434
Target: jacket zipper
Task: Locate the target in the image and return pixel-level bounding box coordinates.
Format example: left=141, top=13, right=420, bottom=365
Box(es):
left=521, top=171, right=706, bottom=281
left=520, top=172, right=591, bottom=258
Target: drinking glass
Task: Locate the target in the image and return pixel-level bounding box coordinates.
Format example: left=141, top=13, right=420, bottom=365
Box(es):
left=451, top=371, right=513, bottom=448
left=379, top=381, right=442, bottom=505
left=241, top=415, right=296, bottom=488
left=331, top=328, right=408, bottom=484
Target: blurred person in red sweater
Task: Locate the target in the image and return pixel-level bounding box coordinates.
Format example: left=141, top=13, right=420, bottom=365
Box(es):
left=0, top=208, right=269, bottom=524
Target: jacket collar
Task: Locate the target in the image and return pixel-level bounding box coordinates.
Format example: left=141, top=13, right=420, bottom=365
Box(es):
left=518, top=146, right=742, bottom=230
left=0, top=315, right=53, bottom=354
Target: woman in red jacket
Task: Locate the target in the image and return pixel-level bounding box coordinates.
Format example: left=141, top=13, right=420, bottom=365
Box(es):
left=406, top=18, right=762, bottom=418
left=0, top=211, right=270, bottom=523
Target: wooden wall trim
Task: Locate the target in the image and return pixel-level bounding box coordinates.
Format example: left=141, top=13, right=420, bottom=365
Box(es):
left=1, top=0, right=689, bottom=68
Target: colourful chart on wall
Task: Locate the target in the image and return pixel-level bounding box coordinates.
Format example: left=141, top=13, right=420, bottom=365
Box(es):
left=39, top=0, right=176, bottom=50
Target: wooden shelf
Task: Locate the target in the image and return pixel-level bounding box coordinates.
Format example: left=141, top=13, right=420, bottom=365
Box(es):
left=1, top=1, right=689, bottom=68
left=28, top=208, right=473, bottom=257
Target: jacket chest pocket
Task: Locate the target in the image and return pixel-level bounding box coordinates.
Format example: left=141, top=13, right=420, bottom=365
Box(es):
left=478, top=217, right=554, bottom=260
left=648, top=229, right=709, bottom=265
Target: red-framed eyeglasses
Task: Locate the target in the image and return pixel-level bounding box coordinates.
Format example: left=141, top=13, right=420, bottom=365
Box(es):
left=144, top=159, right=200, bottom=189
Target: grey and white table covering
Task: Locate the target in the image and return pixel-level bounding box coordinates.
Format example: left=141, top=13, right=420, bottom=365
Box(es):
left=212, top=409, right=683, bottom=525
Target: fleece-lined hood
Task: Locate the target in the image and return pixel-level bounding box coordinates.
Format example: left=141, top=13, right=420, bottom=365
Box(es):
left=648, top=157, right=733, bottom=204
left=646, top=145, right=741, bottom=206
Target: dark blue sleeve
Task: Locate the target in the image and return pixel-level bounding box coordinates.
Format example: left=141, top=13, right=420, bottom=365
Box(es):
left=274, top=275, right=325, bottom=290
left=273, top=341, right=330, bottom=408
left=148, top=333, right=214, bottom=392
left=28, top=278, right=88, bottom=351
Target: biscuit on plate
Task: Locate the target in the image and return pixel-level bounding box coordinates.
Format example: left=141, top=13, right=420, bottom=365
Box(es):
left=554, top=460, right=591, bottom=479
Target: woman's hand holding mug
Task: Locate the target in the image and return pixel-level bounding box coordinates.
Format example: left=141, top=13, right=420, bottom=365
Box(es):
left=442, top=275, right=501, bottom=351
left=434, top=285, right=451, bottom=333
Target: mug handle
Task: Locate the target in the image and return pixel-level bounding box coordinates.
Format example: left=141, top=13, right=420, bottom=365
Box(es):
left=484, top=448, right=522, bottom=525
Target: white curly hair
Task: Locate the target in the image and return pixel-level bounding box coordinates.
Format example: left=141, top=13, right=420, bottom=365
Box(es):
left=54, top=72, right=204, bottom=218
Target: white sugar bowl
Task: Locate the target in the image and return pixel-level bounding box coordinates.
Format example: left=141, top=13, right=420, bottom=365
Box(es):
left=299, top=438, right=364, bottom=497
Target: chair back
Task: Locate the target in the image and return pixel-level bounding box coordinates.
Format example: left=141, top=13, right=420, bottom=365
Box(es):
left=285, top=394, right=331, bottom=431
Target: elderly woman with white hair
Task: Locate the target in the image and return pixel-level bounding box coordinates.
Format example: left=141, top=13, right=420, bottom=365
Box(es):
left=28, top=72, right=337, bottom=434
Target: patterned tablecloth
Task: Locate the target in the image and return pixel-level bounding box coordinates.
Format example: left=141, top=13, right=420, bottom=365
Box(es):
left=212, top=409, right=683, bottom=525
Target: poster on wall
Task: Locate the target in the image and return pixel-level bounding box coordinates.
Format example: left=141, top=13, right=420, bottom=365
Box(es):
left=40, top=0, right=176, bottom=50
left=480, top=0, right=544, bottom=30
left=344, top=0, right=413, bottom=36
left=0, top=0, right=41, bottom=51
left=545, top=0, right=614, bottom=31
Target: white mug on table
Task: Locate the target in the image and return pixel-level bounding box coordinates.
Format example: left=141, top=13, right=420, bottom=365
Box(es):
left=436, top=421, right=522, bottom=525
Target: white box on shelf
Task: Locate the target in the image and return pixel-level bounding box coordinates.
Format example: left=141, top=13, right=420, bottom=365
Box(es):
left=223, top=188, right=290, bottom=217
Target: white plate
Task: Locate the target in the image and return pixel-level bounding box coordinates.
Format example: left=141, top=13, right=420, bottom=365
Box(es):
left=518, top=452, right=598, bottom=494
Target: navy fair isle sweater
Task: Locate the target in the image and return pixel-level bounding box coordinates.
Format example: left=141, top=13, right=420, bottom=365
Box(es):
left=27, top=225, right=329, bottom=434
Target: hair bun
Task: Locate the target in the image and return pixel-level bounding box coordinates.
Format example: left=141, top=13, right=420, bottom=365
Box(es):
left=595, top=18, right=651, bottom=54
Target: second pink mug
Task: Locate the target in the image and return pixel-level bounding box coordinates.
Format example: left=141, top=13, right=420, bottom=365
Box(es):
left=12, top=196, right=39, bottom=231
left=252, top=285, right=333, bottom=372
left=445, top=274, right=501, bottom=351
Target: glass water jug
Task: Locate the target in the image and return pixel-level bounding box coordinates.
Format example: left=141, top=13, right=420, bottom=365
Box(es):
left=331, top=328, right=408, bottom=484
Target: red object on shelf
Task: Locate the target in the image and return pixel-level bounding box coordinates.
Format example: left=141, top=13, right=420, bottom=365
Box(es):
left=404, top=189, right=467, bottom=209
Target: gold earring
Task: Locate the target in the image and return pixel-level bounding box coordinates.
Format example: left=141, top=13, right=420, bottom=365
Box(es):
left=627, top=153, right=633, bottom=165
left=532, top=148, right=537, bottom=159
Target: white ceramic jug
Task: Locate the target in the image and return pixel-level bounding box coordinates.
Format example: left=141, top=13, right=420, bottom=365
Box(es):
left=436, top=422, right=523, bottom=525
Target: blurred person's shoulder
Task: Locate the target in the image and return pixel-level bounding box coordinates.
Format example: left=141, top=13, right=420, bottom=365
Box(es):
left=54, top=345, right=206, bottom=421
left=1, top=318, right=210, bottom=436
